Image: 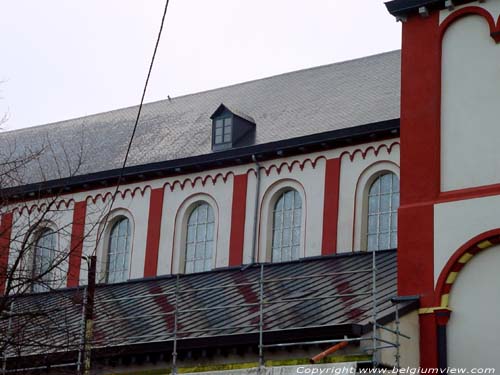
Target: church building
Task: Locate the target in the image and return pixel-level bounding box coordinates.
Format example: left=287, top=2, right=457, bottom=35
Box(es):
left=0, top=0, right=499, bottom=372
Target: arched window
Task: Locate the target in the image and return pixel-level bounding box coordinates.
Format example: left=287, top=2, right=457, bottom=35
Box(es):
left=106, top=217, right=131, bottom=283
left=185, top=203, right=215, bottom=273
left=32, top=228, right=56, bottom=292
left=272, top=189, right=302, bottom=262
left=367, top=172, right=399, bottom=251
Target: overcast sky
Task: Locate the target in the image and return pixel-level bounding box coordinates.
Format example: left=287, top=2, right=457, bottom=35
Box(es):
left=0, top=1, right=401, bottom=131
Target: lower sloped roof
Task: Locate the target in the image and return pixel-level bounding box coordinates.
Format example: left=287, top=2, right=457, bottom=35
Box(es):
left=2, top=249, right=412, bottom=362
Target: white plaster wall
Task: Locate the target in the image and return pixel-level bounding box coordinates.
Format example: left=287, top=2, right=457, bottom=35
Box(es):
left=434, top=194, right=500, bottom=285
left=441, top=13, right=500, bottom=191
left=7, top=199, right=74, bottom=290
left=448, top=245, right=500, bottom=368
left=252, top=157, right=326, bottom=263
left=362, top=310, right=420, bottom=368
left=157, top=172, right=234, bottom=276
left=337, top=142, right=400, bottom=253
left=82, top=185, right=151, bottom=284
left=4, top=138, right=401, bottom=286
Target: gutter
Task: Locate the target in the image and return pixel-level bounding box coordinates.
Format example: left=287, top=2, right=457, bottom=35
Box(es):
left=251, top=155, right=261, bottom=264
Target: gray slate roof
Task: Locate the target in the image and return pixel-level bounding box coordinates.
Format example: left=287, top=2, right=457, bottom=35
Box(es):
left=2, top=250, right=407, bottom=359
left=0, top=51, right=400, bottom=187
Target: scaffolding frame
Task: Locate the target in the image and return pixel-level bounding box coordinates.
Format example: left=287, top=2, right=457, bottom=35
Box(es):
left=1, top=250, right=411, bottom=374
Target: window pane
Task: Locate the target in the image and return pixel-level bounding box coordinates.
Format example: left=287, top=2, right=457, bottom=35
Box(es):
left=195, top=243, right=205, bottom=258
left=381, top=174, right=392, bottom=193
left=294, top=192, right=302, bottom=209
left=207, top=206, right=215, bottom=222
left=368, top=215, right=377, bottom=234
left=367, top=234, right=377, bottom=251
left=380, top=194, right=390, bottom=212
left=378, top=232, right=390, bottom=250
left=282, top=228, right=291, bottom=246
left=292, top=228, right=301, bottom=246
left=380, top=213, right=390, bottom=232
left=392, top=174, right=399, bottom=192
left=273, top=211, right=282, bottom=228
left=196, top=224, right=206, bottom=242
left=369, top=179, right=380, bottom=195
left=206, top=223, right=214, bottom=241
left=223, top=133, right=231, bottom=143
left=293, top=209, right=301, bottom=226
left=224, top=117, right=232, bottom=127
left=185, top=261, right=194, bottom=274
left=198, top=205, right=207, bottom=222
left=284, top=191, right=293, bottom=209
left=205, top=241, right=213, bottom=257
left=368, top=195, right=379, bottom=214
left=390, top=233, right=398, bottom=249
left=283, top=246, right=291, bottom=262
left=187, top=225, right=196, bottom=242
left=215, top=127, right=222, bottom=136
left=215, top=119, right=223, bottom=128
left=275, top=196, right=284, bottom=211
left=204, top=259, right=212, bottom=272
left=186, top=244, right=195, bottom=260
left=273, top=230, right=281, bottom=247
left=283, top=210, right=292, bottom=228
left=215, top=135, right=222, bottom=144
left=391, top=193, right=400, bottom=211
left=195, top=260, right=204, bottom=273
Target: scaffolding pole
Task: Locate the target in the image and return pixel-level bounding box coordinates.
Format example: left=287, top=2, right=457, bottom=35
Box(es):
left=2, top=252, right=413, bottom=374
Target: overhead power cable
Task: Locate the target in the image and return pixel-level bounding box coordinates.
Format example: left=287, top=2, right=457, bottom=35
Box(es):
left=92, top=0, right=171, bottom=256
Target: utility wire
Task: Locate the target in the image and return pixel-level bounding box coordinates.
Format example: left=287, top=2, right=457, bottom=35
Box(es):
left=82, top=2, right=171, bottom=374
left=92, top=0, right=171, bottom=256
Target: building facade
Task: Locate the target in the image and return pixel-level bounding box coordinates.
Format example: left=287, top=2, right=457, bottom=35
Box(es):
left=0, top=0, right=500, bottom=372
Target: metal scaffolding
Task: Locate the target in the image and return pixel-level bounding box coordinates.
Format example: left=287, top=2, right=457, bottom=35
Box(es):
left=1, top=249, right=412, bottom=374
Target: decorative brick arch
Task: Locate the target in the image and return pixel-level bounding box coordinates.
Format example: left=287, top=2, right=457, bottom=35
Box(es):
left=435, top=229, right=500, bottom=308
left=439, top=6, right=500, bottom=43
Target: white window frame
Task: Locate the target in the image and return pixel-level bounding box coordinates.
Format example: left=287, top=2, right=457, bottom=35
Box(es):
left=259, top=180, right=306, bottom=263
left=271, top=189, right=303, bottom=263
left=184, top=202, right=216, bottom=273
left=366, top=172, right=399, bottom=251
left=98, top=209, right=135, bottom=283
left=174, top=194, right=219, bottom=274
left=31, top=226, right=58, bottom=292
left=353, top=162, right=400, bottom=251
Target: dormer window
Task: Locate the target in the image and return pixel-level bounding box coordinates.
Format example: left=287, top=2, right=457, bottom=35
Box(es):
left=214, top=116, right=232, bottom=147
left=211, top=104, right=256, bottom=151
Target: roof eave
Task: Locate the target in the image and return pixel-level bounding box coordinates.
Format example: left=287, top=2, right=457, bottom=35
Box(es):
left=385, top=0, right=476, bottom=18
left=1, top=118, right=399, bottom=201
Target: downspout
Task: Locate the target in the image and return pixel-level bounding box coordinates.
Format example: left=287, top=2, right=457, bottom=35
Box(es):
left=251, top=155, right=261, bottom=264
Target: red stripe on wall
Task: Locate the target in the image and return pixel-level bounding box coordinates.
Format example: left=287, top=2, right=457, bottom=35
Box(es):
left=67, top=201, right=87, bottom=287
left=229, top=174, right=248, bottom=266
left=399, top=12, right=440, bottom=368
left=419, top=313, right=439, bottom=369
left=144, top=187, right=165, bottom=277
left=0, top=212, right=13, bottom=294
left=321, top=158, right=341, bottom=255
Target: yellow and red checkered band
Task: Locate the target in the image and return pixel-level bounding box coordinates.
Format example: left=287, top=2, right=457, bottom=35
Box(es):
left=439, top=234, right=500, bottom=308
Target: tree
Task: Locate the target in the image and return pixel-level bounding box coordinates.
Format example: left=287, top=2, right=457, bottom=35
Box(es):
left=0, top=117, right=104, bottom=373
